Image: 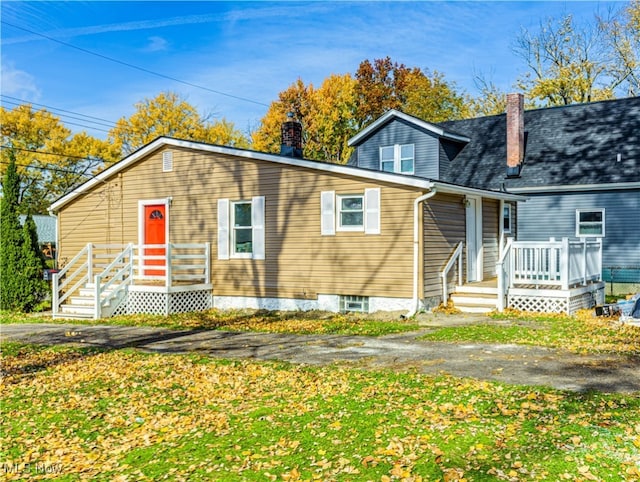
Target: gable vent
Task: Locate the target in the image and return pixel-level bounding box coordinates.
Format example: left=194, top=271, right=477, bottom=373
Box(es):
left=162, top=151, right=173, bottom=172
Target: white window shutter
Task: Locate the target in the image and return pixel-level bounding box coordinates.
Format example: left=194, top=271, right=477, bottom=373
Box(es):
left=321, top=191, right=335, bottom=235
left=217, top=199, right=229, bottom=260
left=252, top=196, right=265, bottom=260
left=364, top=188, right=380, bottom=235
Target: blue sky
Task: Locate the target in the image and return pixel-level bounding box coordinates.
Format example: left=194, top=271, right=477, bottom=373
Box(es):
left=1, top=1, right=619, bottom=139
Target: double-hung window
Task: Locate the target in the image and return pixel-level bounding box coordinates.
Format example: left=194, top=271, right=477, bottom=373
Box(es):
left=217, top=196, right=265, bottom=260
left=576, top=209, right=605, bottom=237
left=380, top=144, right=414, bottom=174
left=232, top=201, right=253, bottom=255
left=321, top=189, right=380, bottom=235
left=338, top=195, right=364, bottom=230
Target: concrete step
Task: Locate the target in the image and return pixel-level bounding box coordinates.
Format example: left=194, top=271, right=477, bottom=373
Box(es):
left=53, top=312, right=94, bottom=320
left=78, top=287, right=114, bottom=298
left=69, top=295, right=96, bottom=306
left=450, top=292, right=498, bottom=314
left=454, top=284, right=499, bottom=295
left=59, top=304, right=95, bottom=316
left=456, top=305, right=496, bottom=314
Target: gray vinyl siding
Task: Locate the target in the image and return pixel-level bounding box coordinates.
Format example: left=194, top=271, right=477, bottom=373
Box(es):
left=516, top=189, right=640, bottom=271
left=482, top=198, right=499, bottom=280
left=355, top=119, right=440, bottom=179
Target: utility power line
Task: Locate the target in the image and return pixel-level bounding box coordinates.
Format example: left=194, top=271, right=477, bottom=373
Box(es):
left=1, top=94, right=117, bottom=125
left=2, top=21, right=270, bottom=108
left=0, top=158, right=97, bottom=177
left=1, top=145, right=115, bottom=163
left=1, top=97, right=115, bottom=133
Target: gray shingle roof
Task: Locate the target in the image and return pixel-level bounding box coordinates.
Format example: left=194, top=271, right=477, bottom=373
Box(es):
left=18, top=215, right=57, bottom=243
left=439, top=97, right=640, bottom=190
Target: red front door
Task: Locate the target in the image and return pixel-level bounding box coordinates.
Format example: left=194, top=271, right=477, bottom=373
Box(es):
left=144, top=204, right=166, bottom=276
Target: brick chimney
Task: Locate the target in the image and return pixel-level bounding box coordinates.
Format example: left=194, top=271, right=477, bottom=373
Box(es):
left=280, top=112, right=303, bottom=158
left=506, top=93, right=524, bottom=177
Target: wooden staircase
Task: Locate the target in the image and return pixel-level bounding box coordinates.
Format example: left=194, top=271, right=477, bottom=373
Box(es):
left=450, top=279, right=500, bottom=313
left=56, top=283, right=121, bottom=320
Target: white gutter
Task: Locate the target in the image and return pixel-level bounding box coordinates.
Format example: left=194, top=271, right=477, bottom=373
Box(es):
left=509, top=181, right=640, bottom=194
left=405, top=188, right=438, bottom=318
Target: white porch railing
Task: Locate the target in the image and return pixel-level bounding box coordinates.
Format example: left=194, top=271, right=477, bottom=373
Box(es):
left=496, top=237, right=602, bottom=311
left=53, top=242, right=210, bottom=318
left=441, top=242, right=464, bottom=304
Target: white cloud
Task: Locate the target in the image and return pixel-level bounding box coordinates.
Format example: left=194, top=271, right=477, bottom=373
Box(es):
left=3, top=14, right=222, bottom=45
left=144, top=36, right=169, bottom=52
left=0, top=62, right=41, bottom=101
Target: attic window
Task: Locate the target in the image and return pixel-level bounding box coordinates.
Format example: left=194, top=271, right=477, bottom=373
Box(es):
left=380, top=144, right=414, bottom=174
left=162, top=151, right=173, bottom=172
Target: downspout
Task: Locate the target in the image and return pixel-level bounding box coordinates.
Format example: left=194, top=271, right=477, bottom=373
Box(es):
left=405, top=188, right=437, bottom=318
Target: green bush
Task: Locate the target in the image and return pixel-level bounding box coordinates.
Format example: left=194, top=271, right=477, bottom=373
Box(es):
left=0, top=151, right=48, bottom=311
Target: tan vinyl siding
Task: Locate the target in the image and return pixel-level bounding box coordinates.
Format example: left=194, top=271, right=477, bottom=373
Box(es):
left=482, top=198, right=499, bottom=279
left=58, top=146, right=421, bottom=299
left=423, top=192, right=466, bottom=299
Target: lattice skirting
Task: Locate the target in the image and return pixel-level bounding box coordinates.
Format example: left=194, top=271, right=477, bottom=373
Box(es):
left=122, top=288, right=212, bottom=316
left=508, top=295, right=568, bottom=313
left=508, top=284, right=604, bottom=315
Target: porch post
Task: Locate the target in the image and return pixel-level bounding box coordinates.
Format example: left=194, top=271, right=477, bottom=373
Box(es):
left=94, top=274, right=101, bottom=319
left=87, top=243, right=93, bottom=283
left=204, top=242, right=211, bottom=284
left=165, top=243, right=172, bottom=288
left=497, top=267, right=505, bottom=312
left=52, top=273, right=59, bottom=316
left=128, top=243, right=134, bottom=282
left=458, top=249, right=463, bottom=287
left=582, top=238, right=587, bottom=286
left=560, top=237, right=569, bottom=290
left=596, top=238, right=603, bottom=282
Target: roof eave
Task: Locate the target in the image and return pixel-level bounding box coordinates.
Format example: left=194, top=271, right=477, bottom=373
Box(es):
left=432, top=181, right=526, bottom=202
left=347, top=109, right=470, bottom=146
left=50, top=137, right=523, bottom=213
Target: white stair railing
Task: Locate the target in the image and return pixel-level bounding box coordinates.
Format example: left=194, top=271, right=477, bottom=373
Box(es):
left=496, top=238, right=513, bottom=312
left=441, top=242, right=464, bottom=304
left=94, top=244, right=134, bottom=319
left=52, top=243, right=92, bottom=317
left=54, top=242, right=211, bottom=318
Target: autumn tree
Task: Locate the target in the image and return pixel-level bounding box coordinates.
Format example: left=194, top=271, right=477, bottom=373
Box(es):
left=251, top=79, right=313, bottom=157
left=354, top=57, right=468, bottom=129
left=598, top=0, right=640, bottom=97
left=514, top=5, right=640, bottom=106
left=1, top=104, right=120, bottom=214
left=254, top=59, right=468, bottom=163
left=108, top=91, right=249, bottom=155
left=308, top=74, right=358, bottom=163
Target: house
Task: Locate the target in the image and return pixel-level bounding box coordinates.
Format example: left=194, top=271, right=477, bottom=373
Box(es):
left=347, top=100, right=612, bottom=312
left=19, top=214, right=57, bottom=261
left=48, top=119, right=523, bottom=319
left=439, top=95, right=640, bottom=295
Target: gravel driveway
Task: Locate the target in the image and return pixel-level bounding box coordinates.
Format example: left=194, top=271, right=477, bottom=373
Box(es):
left=1, top=322, right=638, bottom=393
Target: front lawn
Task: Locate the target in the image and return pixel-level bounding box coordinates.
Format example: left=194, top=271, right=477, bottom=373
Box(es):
left=0, top=309, right=420, bottom=337
left=421, top=309, right=640, bottom=356
left=1, top=342, right=639, bottom=481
